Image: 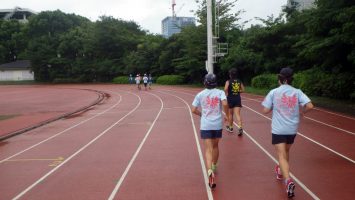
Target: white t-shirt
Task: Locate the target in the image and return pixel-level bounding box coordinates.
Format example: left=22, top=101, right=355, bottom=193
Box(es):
left=192, top=88, right=227, bottom=130
left=143, top=76, right=148, bottom=83
left=262, top=84, right=311, bottom=135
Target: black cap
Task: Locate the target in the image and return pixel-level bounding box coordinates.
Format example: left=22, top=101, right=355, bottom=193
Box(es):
left=279, top=67, right=293, bottom=78
left=204, top=73, right=217, bottom=88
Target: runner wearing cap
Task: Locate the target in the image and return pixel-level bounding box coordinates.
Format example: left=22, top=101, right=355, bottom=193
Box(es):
left=262, top=67, right=314, bottom=198
left=191, top=73, right=229, bottom=189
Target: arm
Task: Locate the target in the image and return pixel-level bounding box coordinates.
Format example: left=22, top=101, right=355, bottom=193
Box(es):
left=263, top=107, right=272, bottom=114
left=302, top=102, right=314, bottom=114
left=224, top=81, right=229, bottom=96
left=222, top=99, right=229, bottom=121
left=240, top=83, right=245, bottom=93
left=191, top=106, right=201, bottom=117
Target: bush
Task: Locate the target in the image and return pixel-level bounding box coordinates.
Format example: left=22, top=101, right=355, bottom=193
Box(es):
left=156, top=75, right=184, bottom=85
left=112, top=76, right=129, bottom=84
left=293, top=68, right=354, bottom=99
left=251, top=74, right=278, bottom=89
left=52, top=78, right=80, bottom=83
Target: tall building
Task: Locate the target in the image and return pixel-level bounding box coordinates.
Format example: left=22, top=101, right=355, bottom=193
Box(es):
left=0, top=7, right=36, bottom=23
left=161, top=16, right=195, bottom=38
left=286, top=0, right=315, bottom=11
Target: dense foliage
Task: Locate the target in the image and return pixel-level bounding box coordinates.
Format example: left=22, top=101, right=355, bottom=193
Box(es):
left=0, top=0, right=354, bottom=99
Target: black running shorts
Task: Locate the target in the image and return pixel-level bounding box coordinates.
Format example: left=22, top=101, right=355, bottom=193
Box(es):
left=272, top=134, right=296, bottom=145
left=227, top=95, right=242, bottom=108
left=201, top=130, right=222, bottom=139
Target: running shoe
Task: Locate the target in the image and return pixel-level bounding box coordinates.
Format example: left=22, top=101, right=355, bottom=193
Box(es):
left=238, top=128, right=243, bottom=136
left=275, top=165, right=283, bottom=180
left=286, top=179, right=295, bottom=198
left=208, top=169, right=216, bottom=189
left=226, top=125, right=233, bottom=133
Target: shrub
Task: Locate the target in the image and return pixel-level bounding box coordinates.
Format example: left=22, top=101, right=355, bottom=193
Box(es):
left=112, top=76, right=129, bottom=84
left=52, top=78, right=80, bottom=83
left=156, top=75, right=184, bottom=85
left=251, top=74, right=278, bottom=89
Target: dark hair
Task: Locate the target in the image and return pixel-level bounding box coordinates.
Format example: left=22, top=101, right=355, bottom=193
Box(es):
left=204, top=73, right=217, bottom=89
left=278, top=67, right=293, bottom=84
left=229, top=68, right=238, bottom=79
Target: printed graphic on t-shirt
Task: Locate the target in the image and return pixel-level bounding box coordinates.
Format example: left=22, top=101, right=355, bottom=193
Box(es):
left=231, top=82, right=241, bottom=94
left=203, top=96, right=220, bottom=116
left=277, top=93, right=297, bottom=116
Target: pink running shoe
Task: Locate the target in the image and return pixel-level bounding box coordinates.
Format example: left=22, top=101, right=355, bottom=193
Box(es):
left=208, top=169, right=216, bottom=189
left=275, top=165, right=283, bottom=180
left=286, top=179, right=295, bottom=198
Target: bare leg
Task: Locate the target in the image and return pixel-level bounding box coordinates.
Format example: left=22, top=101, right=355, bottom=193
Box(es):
left=212, top=138, right=220, bottom=165
left=234, top=107, right=242, bottom=128
left=204, top=139, right=214, bottom=170
left=274, top=143, right=292, bottom=180
left=228, top=108, right=234, bottom=127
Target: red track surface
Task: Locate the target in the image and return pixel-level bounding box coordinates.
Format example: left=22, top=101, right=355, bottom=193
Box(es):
left=0, top=84, right=354, bottom=200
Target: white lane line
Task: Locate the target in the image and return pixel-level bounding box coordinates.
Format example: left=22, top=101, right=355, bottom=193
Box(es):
left=12, top=92, right=141, bottom=200
left=108, top=92, right=164, bottom=200
left=1, top=92, right=123, bottom=164
left=159, top=91, right=214, bottom=200
left=242, top=104, right=355, bottom=164
left=231, top=121, right=320, bottom=200
left=242, top=96, right=355, bottom=136
left=160, top=88, right=340, bottom=199
left=242, top=93, right=355, bottom=121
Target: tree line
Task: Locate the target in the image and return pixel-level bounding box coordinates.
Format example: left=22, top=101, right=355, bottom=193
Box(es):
left=0, top=0, right=354, bottom=99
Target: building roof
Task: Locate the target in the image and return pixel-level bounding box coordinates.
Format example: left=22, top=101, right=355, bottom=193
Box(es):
left=0, top=60, right=31, bottom=70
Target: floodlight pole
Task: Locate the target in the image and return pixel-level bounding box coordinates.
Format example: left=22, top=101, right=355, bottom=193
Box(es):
left=206, top=0, right=214, bottom=74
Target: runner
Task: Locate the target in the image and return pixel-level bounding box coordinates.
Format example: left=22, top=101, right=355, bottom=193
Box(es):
left=224, top=68, right=245, bottom=136
left=143, top=74, right=149, bottom=90
left=148, top=74, right=153, bottom=89
left=262, top=67, right=314, bottom=198
left=135, top=74, right=141, bottom=90
left=129, top=74, right=133, bottom=84
left=191, top=73, right=229, bottom=189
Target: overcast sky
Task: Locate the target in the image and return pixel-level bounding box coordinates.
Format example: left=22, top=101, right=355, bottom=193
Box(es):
left=2, top=0, right=286, bottom=34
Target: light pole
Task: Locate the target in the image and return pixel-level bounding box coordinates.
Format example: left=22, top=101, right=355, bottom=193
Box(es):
left=206, top=0, right=213, bottom=74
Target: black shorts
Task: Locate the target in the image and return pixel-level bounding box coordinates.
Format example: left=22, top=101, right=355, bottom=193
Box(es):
left=227, top=96, right=242, bottom=108
left=144, top=83, right=147, bottom=87
left=200, top=130, right=222, bottom=139
left=272, top=134, right=296, bottom=145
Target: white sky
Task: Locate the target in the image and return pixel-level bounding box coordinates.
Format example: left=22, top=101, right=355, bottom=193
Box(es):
left=1, top=0, right=286, bottom=34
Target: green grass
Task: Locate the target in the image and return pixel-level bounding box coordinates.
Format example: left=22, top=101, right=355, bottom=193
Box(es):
left=0, top=80, right=36, bottom=85
left=0, top=115, right=18, bottom=121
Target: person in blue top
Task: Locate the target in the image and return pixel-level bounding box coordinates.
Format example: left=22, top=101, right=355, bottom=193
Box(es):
left=262, top=67, right=314, bottom=198
left=192, top=74, right=229, bottom=189
left=224, top=68, right=245, bottom=136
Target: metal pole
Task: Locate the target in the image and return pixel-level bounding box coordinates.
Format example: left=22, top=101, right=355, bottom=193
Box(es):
left=206, top=0, right=213, bottom=74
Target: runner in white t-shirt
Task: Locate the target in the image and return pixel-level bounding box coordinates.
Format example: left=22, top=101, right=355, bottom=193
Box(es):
left=192, top=73, right=229, bottom=189
left=262, top=67, right=313, bottom=198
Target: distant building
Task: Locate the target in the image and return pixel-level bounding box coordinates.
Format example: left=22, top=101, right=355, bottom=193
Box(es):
left=0, top=7, right=36, bottom=23
left=161, top=16, right=195, bottom=38
left=0, top=60, right=34, bottom=81
left=286, top=0, right=315, bottom=11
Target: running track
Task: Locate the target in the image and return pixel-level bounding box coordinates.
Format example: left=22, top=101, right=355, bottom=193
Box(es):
left=0, top=84, right=354, bottom=200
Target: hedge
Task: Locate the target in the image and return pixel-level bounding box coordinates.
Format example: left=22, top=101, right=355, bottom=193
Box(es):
left=156, top=75, right=184, bottom=85
left=112, top=76, right=129, bottom=84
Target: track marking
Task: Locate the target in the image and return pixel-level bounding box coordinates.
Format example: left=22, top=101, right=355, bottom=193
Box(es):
left=230, top=121, right=321, bottom=200
left=158, top=91, right=214, bottom=200
left=4, top=157, right=64, bottom=162
left=108, top=92, right=164, bottom=200
left=242, top=96, right=355, bottom=135
left=12, top=92, right=141, bottom=200
left=242, top=104, right=355, bottom=164
left=0, top=92, right=123, bottom=164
